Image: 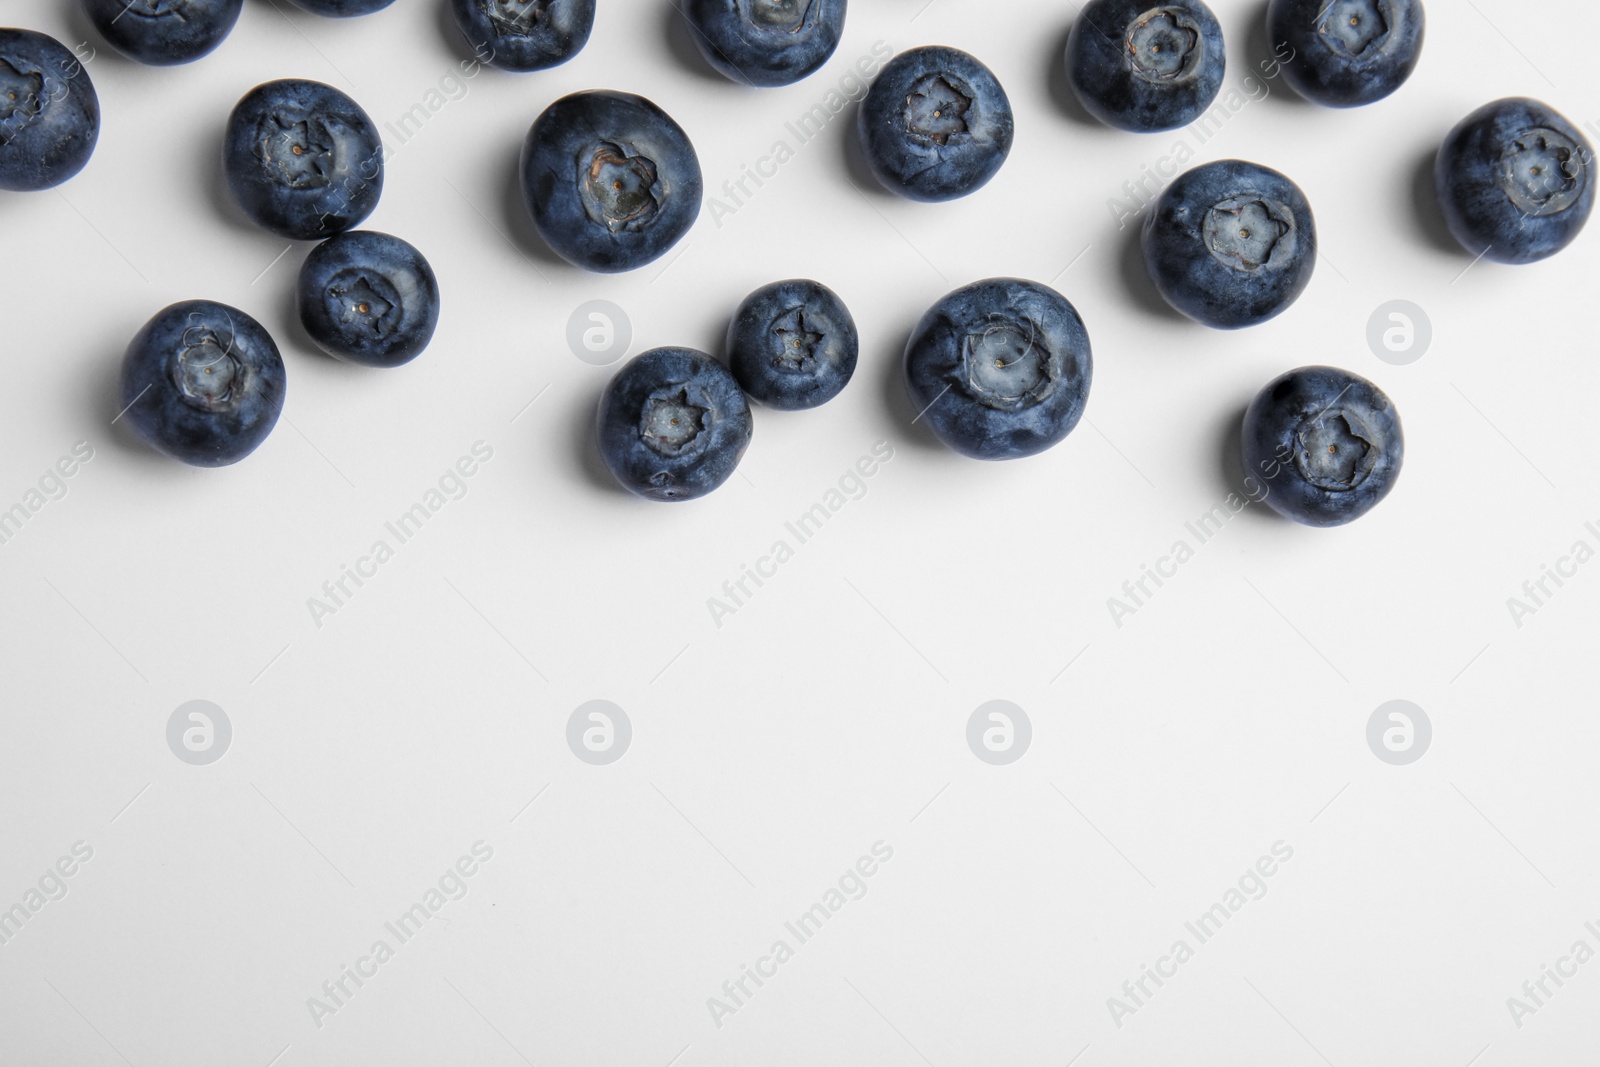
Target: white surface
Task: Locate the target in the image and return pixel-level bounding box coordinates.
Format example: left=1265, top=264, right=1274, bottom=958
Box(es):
left=1, top=0, right=1597, bottom=1063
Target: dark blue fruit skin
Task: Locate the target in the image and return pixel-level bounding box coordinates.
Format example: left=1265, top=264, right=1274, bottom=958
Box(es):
left=121, top=300, right=286, bottom=468
left=1142, top=159, right=1316, bottom=329
left=1066, top=0, right=1225, bottom=132
left=0, top=29, right=99, bottom=192
left=1435, top=97, right=1594, bottom=265
left=683, top=0, right=847, bottom=87
left=224, top=79, right=384, bottom=241
left=82, top=0, right=244, bottom=65
left=449, top=0, right=595, bottom=72
left=1269, top=0, right=1424, bottom=108
left=727, top=279, right=857, bottom=410
left=904, top=278, right=1093, bottom=461
left=858, top=46, right=1014, bottom=203
left=1241, top=365, right=1402, bottom=527
left=284, top=0, right=395, bottom=14
left=597, top=348, right=752, bottom=502
left=297, top=230, right=440, bottom=367
left=522, top=90, right=702, bottom=274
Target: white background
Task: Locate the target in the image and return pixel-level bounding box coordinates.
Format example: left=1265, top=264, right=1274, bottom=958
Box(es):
left=1, top=0, right=1597, bottom=1063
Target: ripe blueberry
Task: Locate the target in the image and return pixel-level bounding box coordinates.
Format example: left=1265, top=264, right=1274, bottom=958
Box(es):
left=597, top=348, right=752, bottom=501
left=0, top=28, right=99, bottom=192
left=904, top=278, right=1093, bottom=461
left=120, top=300, right=286, bottom=468
left=297, top=231, right=440, bottom=368
left=224, top=79, right=384, bottom=241
left=1066, top=0, right=1226, bottom=132
left=1435, top=97, right=1593, bottom=265
left=727, top=280, right=857, bottom=410
left=858, top=46, right=1014, bottom=203
left=450, top=0, right=595, bottom=72
left=682, top=0, right=847, bottom=87
left=1269, top=0, right=1425, bottom=107
left=521, top=90, right=702, bottom=273
left=1241, top=366, right=1402, bottom=527
left=1141, top=159, right=1316, bottom=329
left=82, top=0, right=244, bottom=65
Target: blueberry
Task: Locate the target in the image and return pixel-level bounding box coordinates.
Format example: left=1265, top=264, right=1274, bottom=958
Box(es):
left=1435, top=97, right=1594, bottom=265
left=0, top=28, right=99, bottom=192
left=284, top=0, right=395, bottom=14
left=1241, top=366, right=1402, bottom=527
left=727, top=279, right=856, bottom=410
left=297, top=230, right=440, bottom=367
left=597, top=348, right=752, bottom=501
left=120, top=300, right=286, bottom=468
left=224, top=79, right=384, bottom=242
left=682, top=0, right=846, bottom=87
left=450, top=0, right=595, bottom=72
left=1065, top=0, right=1226, bottom=132
left=903, top=278, right=1092, bottom=461
left=521, top=90, right=702, bottom=273
left=858, top=46, right=1014, bottom=202
left=1141, top=159, right=1316, bottom=329
left=82, top=0, right=243, bottom=65
left=1269, top=0, right=1424, bottom=107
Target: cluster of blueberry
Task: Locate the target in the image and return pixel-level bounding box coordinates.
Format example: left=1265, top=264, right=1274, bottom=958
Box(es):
left=599, top=278, right=858, bottom=500
left=3, top=2, right=443, bottom=466
left=0, top=1, right=1592, bottom=525
left=115, top=65, right=444, bottom=466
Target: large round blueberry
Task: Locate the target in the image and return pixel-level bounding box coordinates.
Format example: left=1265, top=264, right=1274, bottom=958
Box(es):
left=1066, top=0, right=1225, bottom=132
left=1435, top=97, right=1593, bottom=265
left=120, top=300, right=286, bottom=468
left=597, top=348, right=752, bottom=502
left=1242, top=366, right=1402, bottom=527
left=727, top=279, right=857, bottom=410
left=82, top=0, right=243, bottom=65
left=858, top=46, right=1013, bottom=203
left=0, top=28, right=99, bottom=192
left=904, top=278, right=1092, bottom=461
left=1269, top=0, right=1424, bottom=107
left=1141, top=159, right=1316, bottom=329
left=521, top=90, right=702, bottom=273
left=682, top=0, right=846, bottom=87
left=297, top=231, right=439, bottom=368
left=224, top=79, right=384, bottom=242
left=450, top=0, right=595, bottom=72
left=284, top=0, right=395, bottom=14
